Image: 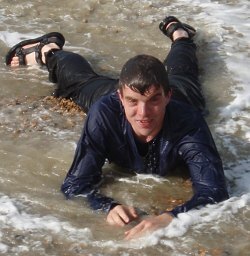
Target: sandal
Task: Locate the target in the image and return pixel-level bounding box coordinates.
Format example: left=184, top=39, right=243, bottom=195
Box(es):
left=159, top=16, right=196, bottom=41
left=5, top=32, right=65, bottom=66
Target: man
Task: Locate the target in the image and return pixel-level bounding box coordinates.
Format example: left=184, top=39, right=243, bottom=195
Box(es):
left=6, top=16, right=229, bottom=239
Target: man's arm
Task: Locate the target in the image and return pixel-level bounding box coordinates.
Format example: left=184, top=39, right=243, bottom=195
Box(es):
left=61, top=110, right=120, bottom=212
left=124, top=212, right=173, bottom=240
left=170, top=136, right=229, bottom=217
left=120, top=133, right=229, bottom=240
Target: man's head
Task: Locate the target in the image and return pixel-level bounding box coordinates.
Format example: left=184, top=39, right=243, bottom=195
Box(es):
left=118, top=54, right=171, bottom=95
left=118, top=55, right=172, bottom=142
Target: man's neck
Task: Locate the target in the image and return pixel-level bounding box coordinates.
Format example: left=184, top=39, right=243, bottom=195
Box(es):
left=134, top=134, right=154, bottom=143
left=134, top=129, right=162, bottom=143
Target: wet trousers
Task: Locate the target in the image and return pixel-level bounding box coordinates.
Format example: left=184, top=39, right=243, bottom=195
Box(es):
left=46, top=38, right=206, bottom=113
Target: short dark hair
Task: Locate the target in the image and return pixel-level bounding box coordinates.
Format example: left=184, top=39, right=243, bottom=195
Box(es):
left=118, top=54, right=170, bottom=95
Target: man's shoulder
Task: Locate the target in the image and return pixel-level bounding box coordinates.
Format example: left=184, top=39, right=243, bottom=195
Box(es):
left=85, top=92, right=125, bottom=138
left=87, top=92, right=124, bottom=128
left=167, top=100, right=203, bottom=120
left=163, top=100, right=208, bottom=139
left=90, top=92, right=121, bottom=114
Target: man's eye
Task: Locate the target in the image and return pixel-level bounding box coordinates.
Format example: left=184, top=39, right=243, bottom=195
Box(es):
left=151, top=97, right=160, bottom=103
left=128, top=99, right=137, bottom=104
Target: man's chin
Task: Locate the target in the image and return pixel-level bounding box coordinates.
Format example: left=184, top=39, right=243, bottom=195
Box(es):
left=136, top=122, right=153, bottom=130
left=135, top=128, right=154, bottom=139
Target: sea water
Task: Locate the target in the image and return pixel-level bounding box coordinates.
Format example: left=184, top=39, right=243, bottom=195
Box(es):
left=0, top=0, right=249, bottom=255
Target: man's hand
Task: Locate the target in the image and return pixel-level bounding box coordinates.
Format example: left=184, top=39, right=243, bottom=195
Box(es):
left=124, top=212, right=173, bottom=240
left=107, top=205, right=138, bottom=226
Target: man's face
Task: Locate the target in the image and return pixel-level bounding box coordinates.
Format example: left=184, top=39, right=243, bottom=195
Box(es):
left=118, top=85, right=171, bottom=142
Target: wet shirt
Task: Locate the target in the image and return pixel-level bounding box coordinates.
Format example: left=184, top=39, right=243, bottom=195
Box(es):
left=61, top=92, right=229, bottom=217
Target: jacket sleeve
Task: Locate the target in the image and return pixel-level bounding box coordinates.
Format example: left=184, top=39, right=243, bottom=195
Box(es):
left=169, top=129, right=229, bottom=217
left=61, top=110, right=119, bottom=213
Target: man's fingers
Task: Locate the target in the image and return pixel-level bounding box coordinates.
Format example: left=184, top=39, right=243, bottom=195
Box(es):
left=124, top=222, right=147, bottom=240
left=116, top=207, right=131, bottom=223
left=129, top=207, right=138, bottom=218
left=107, top=205, right=140, bottom=228
left=107, top=211, right=126, bottom=226
left=112, top=214, right=127, bottom=226
left=124, top=213, right=173, bottom=240
left=107, top=205, right=136, bottom=226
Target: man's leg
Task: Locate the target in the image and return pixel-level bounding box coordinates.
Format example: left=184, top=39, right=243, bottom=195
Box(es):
left=7, top=33, right=118, bottom=113
left=160, top=18, right=206, bottom=112
left=46, top=50, right=118, bottom=112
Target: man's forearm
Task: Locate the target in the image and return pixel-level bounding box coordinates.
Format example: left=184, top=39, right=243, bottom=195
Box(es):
left=170, top=186, right=229, bottom=217
left=87, top=190, right=120, bottom=212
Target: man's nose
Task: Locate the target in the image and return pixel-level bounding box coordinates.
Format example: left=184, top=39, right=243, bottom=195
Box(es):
left=137, top=103, right=148, bottom=116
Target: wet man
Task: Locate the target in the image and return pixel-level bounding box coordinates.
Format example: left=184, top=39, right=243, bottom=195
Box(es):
left=6, top=16, right=229, bottom=239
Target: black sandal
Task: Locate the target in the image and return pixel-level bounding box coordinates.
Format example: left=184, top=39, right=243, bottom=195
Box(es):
left=5, top=32, right=65, bottom=66
left=159, top=16, right=196, bottom=41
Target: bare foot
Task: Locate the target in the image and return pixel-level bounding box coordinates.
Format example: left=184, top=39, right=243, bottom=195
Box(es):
left=10, top=42, right=60, bottom=67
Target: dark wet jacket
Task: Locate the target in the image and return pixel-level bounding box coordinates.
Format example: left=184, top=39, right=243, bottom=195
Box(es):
left=61, top=92, right=229, bottom=217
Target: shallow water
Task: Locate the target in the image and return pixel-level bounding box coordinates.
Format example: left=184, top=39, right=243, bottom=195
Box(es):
left=0, top=0, right=250, bottom=255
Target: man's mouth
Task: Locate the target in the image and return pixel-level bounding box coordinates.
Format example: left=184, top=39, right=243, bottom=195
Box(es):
left=137, top=119, right=152, bottom=128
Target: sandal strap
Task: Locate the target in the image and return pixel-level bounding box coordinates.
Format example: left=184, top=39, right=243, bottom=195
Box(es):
left=159, top=16, right=180, bottom=37
left=166, top=23, right=186, bottom=41
left=16, top=36, right=64, bottom=66
left=6, top=32, right=65, bottom=66
left=38, top=36, right=65, bottom=65
left=15, top=45, right=39, bottom=65
left=159, top=16, right=196, bottom=41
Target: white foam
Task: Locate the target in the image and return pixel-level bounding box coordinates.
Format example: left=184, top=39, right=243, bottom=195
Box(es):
left=0, top=31, right=41, bottom=47
left=0, top=0, right=249, bottom=254
left=0, top=195, right=92, bottom=243
left=118, top=174, right=169, bottom=185
left=225, top=160, right=250, bottom=195
left=131, top=193, right=250, bottom=249
left=160, top=1, right=250, bottom=142
left=2, top=192, right=248, bottom=252
left=0, top=243, right=8, bottom=254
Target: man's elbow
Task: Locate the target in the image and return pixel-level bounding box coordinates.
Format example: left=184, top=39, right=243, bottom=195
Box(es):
left=61, top=182, right=74, bottom=199
left=213, top=187, right=229, bottom=203
left=60, top=177, right=81, bottom=199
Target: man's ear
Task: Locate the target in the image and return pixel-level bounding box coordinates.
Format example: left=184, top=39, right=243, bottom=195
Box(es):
left=118, top=89, right=123, bottom=103
left=167, top=89, right=172, bottom=100
left=165, top=89, right=172, bottom=106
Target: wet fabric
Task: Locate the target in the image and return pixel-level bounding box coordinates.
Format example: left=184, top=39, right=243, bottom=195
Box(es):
left=61, top=94, right=229, bottom=216
left=46, top=38, right=228, bottom=216
left=47, top=39, right=206, bottom=113
left=46, top=50, right=118, bottom=113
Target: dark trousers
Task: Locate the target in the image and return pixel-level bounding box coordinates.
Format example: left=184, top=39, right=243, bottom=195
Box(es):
left=46, top=38, right=205, bottom=113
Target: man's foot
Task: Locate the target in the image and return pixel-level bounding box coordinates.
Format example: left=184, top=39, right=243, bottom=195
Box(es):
left=159, top=16, right=196, bottom=42
left=165, top=22, right=189, bottom=41
left=5, top=32, right=65, bottom=66
left=10, top=43, right=60, bottom=67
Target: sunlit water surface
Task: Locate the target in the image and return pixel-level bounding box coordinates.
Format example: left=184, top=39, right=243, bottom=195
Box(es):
left=0, top=0, right=249, bottom=255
